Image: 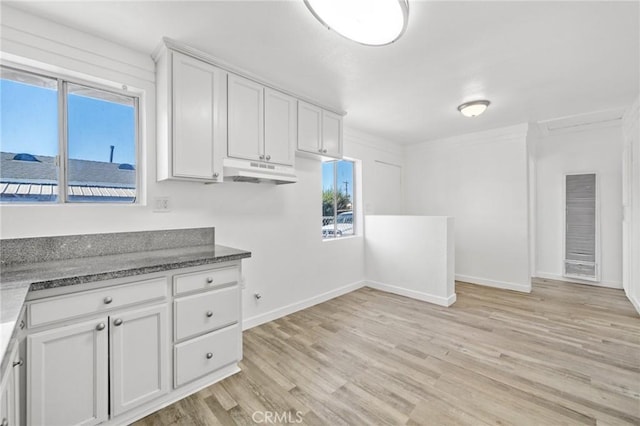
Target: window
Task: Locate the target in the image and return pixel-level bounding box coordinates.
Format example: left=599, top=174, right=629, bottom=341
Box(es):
left=565, top=173, right=598, bottom=280
left=0, top=66, right=138, bottom=203
left=322, top=159, right=355, bottom=239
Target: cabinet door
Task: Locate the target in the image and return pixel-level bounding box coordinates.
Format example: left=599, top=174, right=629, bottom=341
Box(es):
left=227, top=74, right=264, bottom=161
left=321, top=110, right=343, bottom=158
left=297, top=101, right=322, bottom=154
left=28, top=318, right=108, bottom=426
left=172, top=51, right=223, bottom=181
left=110, top=304, right=169, bottom=417
left=0, top=352, right=15, bottom=426
left=264, top=88, right=296, bottom=166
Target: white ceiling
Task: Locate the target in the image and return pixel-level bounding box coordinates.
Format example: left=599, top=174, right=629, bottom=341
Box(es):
left=4, top=0, right=639, bottom=144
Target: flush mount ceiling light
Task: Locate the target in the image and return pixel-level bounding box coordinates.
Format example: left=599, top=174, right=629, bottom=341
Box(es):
left=457, top=100, right=491, bottom=118
left=304, top=0, right=410, bottom=46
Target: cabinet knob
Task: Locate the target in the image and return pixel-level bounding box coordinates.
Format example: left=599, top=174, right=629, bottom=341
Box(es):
left=318, top=148, right=323, bottom=153
left=104, top=296, right=113, bottom=304
left=19, top=320, right=25, bottom=330
left=206, top=311, right=213, bottom=318
left=13, top=358, right=23, bottom=368
left=96, top=323, right=106, bottom=331
left=114, top=318, right=123, bottom=327
left=322, top=149, right=328, bottom=154
left=213, top=172, right=219, bottom=178
left=259, top=154, right=265, bottom=160
left=206, top=277, right=214, bottom=284
left=1, top=417, right=8, bottom=426
left=206, top=352, right=213, bottom=359
left=266, top=155, right=271, bottom=161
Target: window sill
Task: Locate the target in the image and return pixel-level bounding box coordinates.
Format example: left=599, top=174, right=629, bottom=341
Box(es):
left=322, top=235, right=361, bottom=243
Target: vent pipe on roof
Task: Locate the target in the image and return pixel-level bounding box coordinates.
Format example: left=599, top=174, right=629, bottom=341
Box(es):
left=109, top=145, right=115, bottom=163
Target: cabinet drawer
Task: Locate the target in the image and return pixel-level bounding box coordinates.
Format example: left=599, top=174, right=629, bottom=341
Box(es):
left=175, top=285, right=239, bottom=341
left=174, top=324, right=240, bottom=387
left=29, top=278, right=167, bottom=328
left=173, top=266, right=239, bottom=295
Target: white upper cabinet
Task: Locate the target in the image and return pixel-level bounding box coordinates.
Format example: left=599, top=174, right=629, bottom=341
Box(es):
left=321, top=110, right=343, bottom=158
left=297, top=101, right=322, bottom=155
left=156, top=40, right=343, bottom=179
left=227, top=74, right=296, bottom=167
left=156, top=49, right=227, bottom=182
left=297, top=101, right=343, bottom=159
left=264, top=88, right=296, bottom=166
left=227, top=74, right=264, bottom=162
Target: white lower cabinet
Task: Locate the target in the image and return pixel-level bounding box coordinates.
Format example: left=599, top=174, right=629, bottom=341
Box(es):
left=110, top=304, right=169, bottom=417
left=23, top=262, right=242, bottom=425
left=174, top=324, right=239, bottom=387
left=28, top=317, right=109, bottom=426
left=1, top=342, right=23, bottom=426
left=27, top=305, right=168, bottom=426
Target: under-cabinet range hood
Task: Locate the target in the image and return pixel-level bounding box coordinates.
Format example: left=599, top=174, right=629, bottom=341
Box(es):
left=222, top=158, right=297, bottom=184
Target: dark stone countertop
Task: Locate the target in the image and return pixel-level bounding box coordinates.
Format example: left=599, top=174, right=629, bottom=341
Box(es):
left=0, top=243, right=251, bottom=377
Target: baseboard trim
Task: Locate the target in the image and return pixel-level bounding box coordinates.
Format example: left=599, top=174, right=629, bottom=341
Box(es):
left=455, top=274, right=531, bottom=293
left=242, top=280, right=365, bottom=330
left=534, top=272, right=622, bottom=289
left=627, top=294, right=640, bottom=315
left=365, top=280, right=456, bottom=307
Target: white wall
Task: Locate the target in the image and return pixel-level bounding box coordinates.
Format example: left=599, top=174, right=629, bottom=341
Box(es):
left=365, top=215, right=455, bottom=306
left=0, top=7, right=405, bottom=327
left=534, top=124, right=623, bottom=288
left=622, top=97, right=640, bottom=312
left=404, top=124, right=531, bottom=292
left=368, top=161, right=403, bottom=215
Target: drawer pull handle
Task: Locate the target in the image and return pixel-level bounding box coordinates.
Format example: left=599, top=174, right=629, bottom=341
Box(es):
left=206, top=311, right=213, bottom=318
left=206, top=277, right=214, bottom=284
left=104, top=296, right=113, bottom=304
left=206, top=352, right=213, bottom=359
left=114, top=318, right=123, bottom=327
left=96, top=323, right=106, bottom=331
left=13, top=358, right=23, bottom=368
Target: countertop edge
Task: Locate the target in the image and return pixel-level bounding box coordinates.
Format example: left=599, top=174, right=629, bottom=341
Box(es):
left=28, top=251, right=251, bottom=291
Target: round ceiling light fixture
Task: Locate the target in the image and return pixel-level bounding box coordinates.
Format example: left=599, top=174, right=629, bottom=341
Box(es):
left=457, top=100, right=491, bottom=118
left=304, top=0, right=410, bottom=46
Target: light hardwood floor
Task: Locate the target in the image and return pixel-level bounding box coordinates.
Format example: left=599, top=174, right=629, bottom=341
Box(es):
left=135, top=279, right=640, bottom=425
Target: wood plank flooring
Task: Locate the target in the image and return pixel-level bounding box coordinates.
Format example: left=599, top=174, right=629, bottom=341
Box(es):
left=134, top=279, right=640, bottom=425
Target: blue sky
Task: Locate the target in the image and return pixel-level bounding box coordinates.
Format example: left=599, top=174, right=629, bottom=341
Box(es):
left=1, top=79, right=136, bottom=164
left=322, top=160, right=354, bottom=199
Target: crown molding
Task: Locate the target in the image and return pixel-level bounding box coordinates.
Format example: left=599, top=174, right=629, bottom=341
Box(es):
left=536, top=108, right=625, bottom=137
left=405, top=123, right=529, bottom=153
left=343, top=127, right=405, bottom=156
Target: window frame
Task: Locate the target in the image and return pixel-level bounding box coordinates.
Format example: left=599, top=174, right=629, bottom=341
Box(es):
left=322, top=158, right=356, bottom=241
left=0, top=62, right=141, bottom=205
